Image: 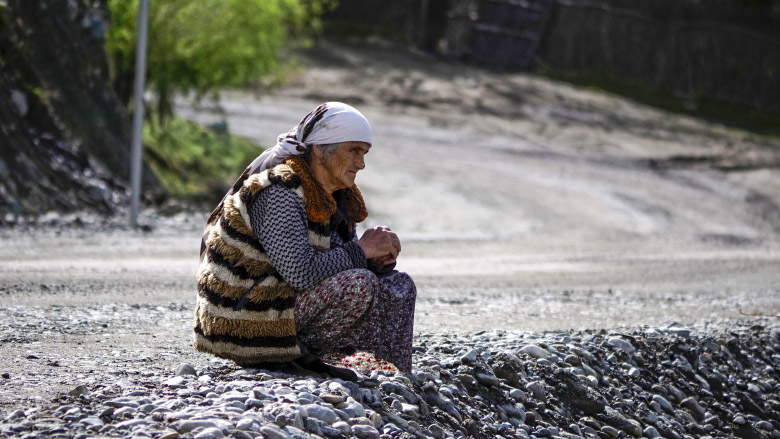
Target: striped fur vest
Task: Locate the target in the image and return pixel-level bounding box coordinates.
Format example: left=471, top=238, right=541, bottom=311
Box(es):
left=194, top=156, right=367, bottom=366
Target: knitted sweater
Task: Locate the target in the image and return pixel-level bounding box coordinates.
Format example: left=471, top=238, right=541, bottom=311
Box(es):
left=248, top=185, right=367, bottom=291
left=193, top=157, right=368, bottom=365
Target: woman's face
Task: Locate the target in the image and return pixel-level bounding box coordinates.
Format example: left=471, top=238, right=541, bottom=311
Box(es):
left=317, top=141, right=371, bottom=192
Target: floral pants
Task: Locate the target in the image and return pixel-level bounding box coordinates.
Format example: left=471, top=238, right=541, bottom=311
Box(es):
left=294, top=268, right=417, bottom=373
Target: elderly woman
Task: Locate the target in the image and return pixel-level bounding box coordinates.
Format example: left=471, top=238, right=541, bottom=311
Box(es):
left=194, top=102, right=416, bottom=377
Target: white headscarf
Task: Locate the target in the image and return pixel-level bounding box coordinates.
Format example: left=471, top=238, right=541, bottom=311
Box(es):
left=246, top=102, right=372, bottom=175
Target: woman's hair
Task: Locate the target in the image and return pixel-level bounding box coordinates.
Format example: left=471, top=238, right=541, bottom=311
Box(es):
left=304, top=143, right=340, bottom=164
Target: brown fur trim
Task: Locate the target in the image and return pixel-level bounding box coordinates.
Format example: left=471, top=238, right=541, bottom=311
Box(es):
left=345, top=185, right=368, bottom=223
left=286, top=157, right=367, bottom=224
left=194, top=335, right=301, bottom=364
left=206, top=234, right=273, bottom=278
left=197, top=310, right=296, bottom=339
left=223, top=195, right=255, bottom=237
left=197, top=269, right=295, bottom=303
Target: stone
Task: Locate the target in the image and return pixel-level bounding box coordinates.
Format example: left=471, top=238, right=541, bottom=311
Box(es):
left=174, top=420, right=230, bottom=433
left=400, top=403, right=419, bottom=417
left=652, top=394, right=674, bottom=414
left=68, top=385, right=89, bottom=397
left=5, top=409, right=25, bottom=421
left=353, top=424, right=380, bottom=439
left=607, top=338, right=636, bottom=355
left=306, top=405, right=338, bottom=425
left=235, top=418, right=255, bottom=431
left=520, top=345, right=550, bottom=359
left=320, top=425, right=342, bottom=438
left=461, top=349, right=479, bottom=364
left=164, top=376, right=186, bottom=387
left=509, top=389, right=527, bottom=402
left=115, top=419, right=150, bottom=429
left=194, top=427, right=225, bottom=439
left=114, top=406, right=136, bottom=418
left=347, top=400, right=366, bottom=418
left=680, top=397, right=706, bottom=421
left=444, top=403, right=462, bottom=423
left=105, top=397, right=140, bottom=408
left=176, top=363, right=197, bottom=376
left=222, top=391, right=249, bottom=403
left=383, top=411, right=409, bottom=429
left=332, top=421, right=352, bottom=435
left=665, top=327, right=692, bottom=338
left=253, top=388, right=275, bottom=401
left=475, top=371, right=499, bottom=387
left=305, top=418, right=324, bottom=436
left=259, top=425, right=291, bottom=439
left=601, top=426, right=619, bottom=438
left=527, top=381, right=547, bottom=402
left=643, top=426, right=661, bottom=438
left=321, top=394, right=346, bottom=405
left=428, top=424, right=446, bottom=439
left=79, top=417, right=104, bottom=428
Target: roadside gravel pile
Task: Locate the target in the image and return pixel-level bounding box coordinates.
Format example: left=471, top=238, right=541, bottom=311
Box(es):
left=1, top=320, right=778, bottom=439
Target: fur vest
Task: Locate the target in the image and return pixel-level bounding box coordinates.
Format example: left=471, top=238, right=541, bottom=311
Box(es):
left=193, top=157, right=367, bottom=366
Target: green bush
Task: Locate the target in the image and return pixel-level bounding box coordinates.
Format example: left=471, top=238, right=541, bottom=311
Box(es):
left=105, top=0, right=333, bottom=119
left=142, top=115, right=263, bottom=204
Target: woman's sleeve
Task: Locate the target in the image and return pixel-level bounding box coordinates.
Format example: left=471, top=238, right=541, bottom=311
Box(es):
left=247, top=185, right=367, bottom=291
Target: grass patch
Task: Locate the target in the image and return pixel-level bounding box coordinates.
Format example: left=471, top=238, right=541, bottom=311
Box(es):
left=143, top=114, right=264, bottom=206
left=536, top=67, right=780, bottom=139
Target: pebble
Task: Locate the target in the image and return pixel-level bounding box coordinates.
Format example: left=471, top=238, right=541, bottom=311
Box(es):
left=353, top=424, right=380, bottom=439
left=259, top=425, right=291, bottom=439
left=0, top=321, right=777, bottom=439
left=509, top=389, right=527, bottom=402
left=307, top=405, right=339, bottom=425
left=176, top=363, right=197, bottom=376
left=520, top=345, right=550, bottom=359
left=607, top=337, right=636, bottom=355
left=194, top=427, right=224, bottom=439
left=163, top=376, right=186, bottom=387
left=652, top=394, right=675, bottom=413
left=332, top=421, right=352, bottom=435
left=4, top=409, right=25, bottom=421
left=460, top=349, right=479, bottom=364
left=644, top=426, right=661, bottom=438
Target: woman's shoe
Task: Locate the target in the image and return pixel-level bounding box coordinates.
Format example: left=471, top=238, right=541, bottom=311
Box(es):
left=294, top=354, right=358, bottom=382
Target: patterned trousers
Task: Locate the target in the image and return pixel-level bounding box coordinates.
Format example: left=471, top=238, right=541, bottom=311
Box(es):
left=294, top=268, right=417, bottom=373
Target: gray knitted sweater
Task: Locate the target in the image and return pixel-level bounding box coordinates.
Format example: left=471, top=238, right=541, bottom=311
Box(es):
left=248, top=185, right=368, bottom=291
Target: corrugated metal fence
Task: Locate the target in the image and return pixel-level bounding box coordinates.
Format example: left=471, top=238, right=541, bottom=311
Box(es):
left=537, top=0, right=780, bottom=112
left=327, top=0, right=779, bottom=112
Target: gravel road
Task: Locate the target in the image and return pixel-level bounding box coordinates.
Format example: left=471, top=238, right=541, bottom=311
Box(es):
left=1, top=40, right=779, bottom=421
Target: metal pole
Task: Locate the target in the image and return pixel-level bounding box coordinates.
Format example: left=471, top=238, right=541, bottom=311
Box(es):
left=130, top=0, right=149, bottom=227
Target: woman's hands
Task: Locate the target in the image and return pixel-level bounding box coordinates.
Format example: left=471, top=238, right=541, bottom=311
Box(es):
left=358, top=226, right=401, bottom=266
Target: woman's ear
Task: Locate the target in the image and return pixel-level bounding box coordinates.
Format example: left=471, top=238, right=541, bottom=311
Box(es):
left=311, top=144, right=323, bottom=159
left=311, top=144, right=328, bottom=165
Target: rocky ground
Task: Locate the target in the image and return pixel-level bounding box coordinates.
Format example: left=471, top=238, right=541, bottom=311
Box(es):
left=1, top=313, right=778, bottom=439
left=2, top=39, right=780, bottom=438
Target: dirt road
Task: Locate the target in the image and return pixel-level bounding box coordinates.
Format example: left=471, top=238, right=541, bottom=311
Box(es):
left=1, top=40, right=779, bottom=409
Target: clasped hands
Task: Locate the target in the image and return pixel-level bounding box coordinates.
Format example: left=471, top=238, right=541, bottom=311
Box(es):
left=358, top=226, right=401, bottom=267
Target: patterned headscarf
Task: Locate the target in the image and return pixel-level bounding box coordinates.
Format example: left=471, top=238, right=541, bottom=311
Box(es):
left=246, top=102, right=372, bottom=175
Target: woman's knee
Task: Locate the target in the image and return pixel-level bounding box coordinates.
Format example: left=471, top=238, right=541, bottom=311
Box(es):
left=333, top=268, right=378, bottom=308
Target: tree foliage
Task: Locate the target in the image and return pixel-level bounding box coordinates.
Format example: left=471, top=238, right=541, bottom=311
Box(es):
left=105, top=0, right=332, bottom=119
